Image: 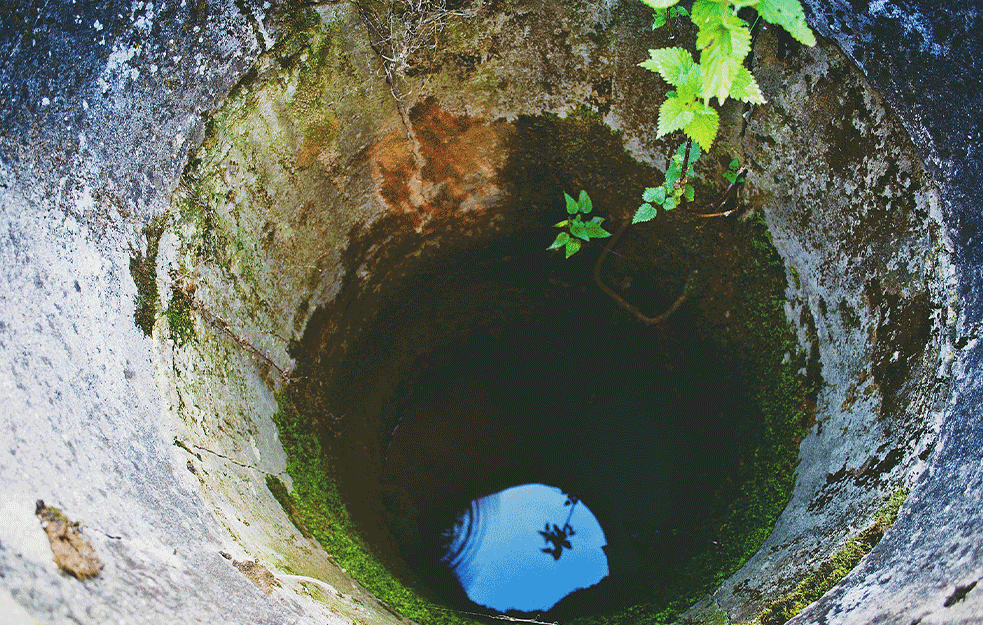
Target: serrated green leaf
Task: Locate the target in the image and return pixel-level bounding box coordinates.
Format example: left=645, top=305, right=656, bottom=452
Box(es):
left=565, top=239, right=582, bottom=258
left=696, top=11, right=751, bottom=64
left=639, top=47, right=694, bottom=86
left=729, top=66, right=766, bottom=104
left=658, top=96, right=695, bottom=137
left=691, top=0, right=724, bottom=29
left=676, top=142, right=688, bottom=158
left=685, top=184, right=695, bottom=202
left=564, top=192, right=578, bottom=214
left=675, top=65, right=703, bottom=102
left=554, top=220, right=569, bottom=227
left=688, top=142, right=702, bottom=165
left=634, top=203, right=658, bottom=223
left=672, top=6, right=689, bottom=16
left=639, top=0, right=681, bottom=8
left=579, top=190, right=592, bottom=213
left=651, top=8, right=668, bottom=29
left=729, top=157, right=740, bottom=169
left=663, top=196, right=677, bottom=210
left=699, top=9, right=750, bottom=58
left=582, top=220, right=611, bottom=238
left=756, top=0, right=816, bottom=46
left=548, top=232, right=570, bottom=250
left=684, top=105, right=720, bottom=152
left=701, top=54, right=741, bottom=104
left=665, top=165, right=682, bottom=187
left=570, top=220, right=591, bottom=241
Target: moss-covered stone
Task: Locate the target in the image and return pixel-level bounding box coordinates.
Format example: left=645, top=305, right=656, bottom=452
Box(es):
left=748, top=489, right=907, bottom=625
left=129, top=215, right=168, bottom=336
left=270, top=391, right=483, bottom=625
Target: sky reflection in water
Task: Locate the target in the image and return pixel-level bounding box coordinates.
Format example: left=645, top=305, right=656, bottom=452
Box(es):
left=442, top=483, right=608, bottom=613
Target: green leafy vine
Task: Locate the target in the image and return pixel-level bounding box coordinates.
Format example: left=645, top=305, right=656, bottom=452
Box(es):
left=632, top=0, right=815, bottom=224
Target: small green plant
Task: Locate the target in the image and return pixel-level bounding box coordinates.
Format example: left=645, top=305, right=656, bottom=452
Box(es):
left=723, top=157, right=746, bottom=184
left=618, top=0, right=816, bottom=238
left=548, top=190, right=612, bottom=258
left=650, top=3, right=689, bottom=29
left=634, top=140, right=701, bottom=223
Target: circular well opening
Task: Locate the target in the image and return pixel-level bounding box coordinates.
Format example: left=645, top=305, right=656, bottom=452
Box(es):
left=157, top=8, right=949, bottom=623
left=283, top=108, right=811, bottom=621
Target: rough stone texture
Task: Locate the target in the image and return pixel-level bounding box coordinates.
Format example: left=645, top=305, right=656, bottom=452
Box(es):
left=704, top=25, right=955, bottom=622
left=786, top=3, right=983, bottom=624
left=0, top=1, right=981, bottom=625
left=0, top=1, right=395, bottom=624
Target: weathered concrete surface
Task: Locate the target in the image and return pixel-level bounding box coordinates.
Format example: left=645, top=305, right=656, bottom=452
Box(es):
left=705, top=23, right=954, bottom=622
left=0, top=1, right=398, bottom=623
left=0, top=1, right=981, bottom=624
left=785, top=3, right=983, bottom=624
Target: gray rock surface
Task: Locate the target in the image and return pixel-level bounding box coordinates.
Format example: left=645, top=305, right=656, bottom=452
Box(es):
left=786, top=3, right=983, bottom=624
left=0, top=0, right=981, bottom=624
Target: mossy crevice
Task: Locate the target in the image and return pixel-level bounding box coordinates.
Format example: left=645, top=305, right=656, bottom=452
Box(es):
left=747, top=489, right=908, bottom=625
left=270, top=391, right=483, bottom=625
left=129, top=215, right=168, bottom=336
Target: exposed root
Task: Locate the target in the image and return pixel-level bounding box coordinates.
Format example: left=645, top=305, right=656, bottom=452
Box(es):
left=594, top=169, right=749, bottom=323
left=594, top=218, right=689, bottom=325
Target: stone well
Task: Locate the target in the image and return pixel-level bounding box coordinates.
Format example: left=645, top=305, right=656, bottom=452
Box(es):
left=0, top=1, right=980, bottom=624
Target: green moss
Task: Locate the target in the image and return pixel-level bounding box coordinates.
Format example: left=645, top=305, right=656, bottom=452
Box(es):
left=129, top=215, right=168, bottom=336
left=265, top=474, right=314, bottom=539
left=571, top=209, right=812, bottom=625
left=165, top=270, right=197, bottom=348
left=749, top=489, right=908, bottom=625
left=270, top=392, right=482, bottom=625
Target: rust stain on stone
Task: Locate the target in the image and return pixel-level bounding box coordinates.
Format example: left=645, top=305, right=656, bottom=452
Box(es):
left=366, top=97, right=507, bottom=231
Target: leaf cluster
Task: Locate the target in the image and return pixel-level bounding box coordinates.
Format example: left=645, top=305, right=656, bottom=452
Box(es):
left=723, top=157, right=746, bottom=184
left=549, top=191, right=612, bottom=258
left=639, top=0, right=815, bottom=151
left=634, top=140, right=700, bottom=223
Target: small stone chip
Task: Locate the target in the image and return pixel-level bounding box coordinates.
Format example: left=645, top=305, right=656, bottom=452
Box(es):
left=232, top=558, right=280, bottom=594
left=35, top=500, right=104, bottom=580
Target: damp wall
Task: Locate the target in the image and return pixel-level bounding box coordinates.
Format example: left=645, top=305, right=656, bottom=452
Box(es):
left=0, top=1, right=980, bottom=624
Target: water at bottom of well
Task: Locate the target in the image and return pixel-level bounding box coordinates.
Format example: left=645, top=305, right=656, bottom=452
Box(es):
left=442, top=483, right=609, bottom=613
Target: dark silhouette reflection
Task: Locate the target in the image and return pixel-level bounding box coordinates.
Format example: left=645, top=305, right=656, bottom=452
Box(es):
left=540, top=493, right=581, bottom=559
left=539, top=522, right=575, bottom=560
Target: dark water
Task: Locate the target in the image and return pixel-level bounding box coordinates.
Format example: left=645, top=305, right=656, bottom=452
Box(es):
left=377, top=259, right=748, bottom=616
